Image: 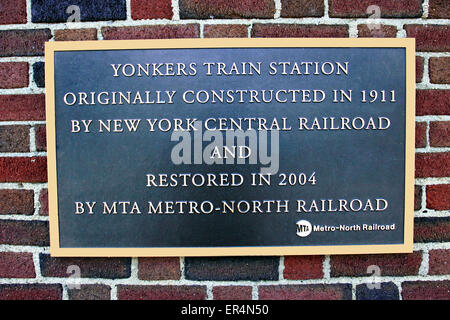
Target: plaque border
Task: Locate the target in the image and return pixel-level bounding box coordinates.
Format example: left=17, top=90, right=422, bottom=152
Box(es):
left=45, top=38, right=415, bottom=257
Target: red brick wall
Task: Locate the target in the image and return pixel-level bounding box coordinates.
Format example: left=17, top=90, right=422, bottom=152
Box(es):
left=0, top=0, right=448, bottom=300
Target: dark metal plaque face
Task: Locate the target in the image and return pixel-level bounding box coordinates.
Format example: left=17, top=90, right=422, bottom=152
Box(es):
left=46, top=39, right=415, bottom=257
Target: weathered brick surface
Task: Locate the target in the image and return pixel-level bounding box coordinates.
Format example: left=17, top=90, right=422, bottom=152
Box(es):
left=0, top=252, right=35, bottom=278
left=213, top=286, right=253, bottom=300
left=329, top=0, right=423, bottom=18
left=415, top=122, right=426, bottom=148
left=356, top=282, right=399, bottom=300
left=281, top=0, right=324, bottom=18
left=416, top=90, right=450, bottom=116
left=138, top=257, right=181, bottom=280
left=414, top=217, right=450, bottom=242
left=416, top=56, right=424, bottom=83
left=415, top=152, right=450, bottom=178
left=404, top=25, right=450, bottom=52
left=428, top=249, right=450, bottom=275
left=330, top=252, right=422, bottom=277
left=0, top=189, right=34, bottom=215
left=402, top=281, right=450, bottom=300
left=54, top=29, right=98, bottom=41
left=0, top=62, right=29, bottom=89
left=31, top=0, right=126, bottom=23
left=68, top=284, right=111, bottom=300
left=185, top=257, right=279, bottom=281
left=118, top=285, right=207, bottom=300
left=102, top=25, right=200, bottom=40
left=0, top=284, right=62, bottom=300
left=252, top=24, right=348, bottom=38
left=0, top=157, right=47, bottom=182
left=357, top=25, right=397, bottom=38
left=283, top=255, right=324, bottom=280
left=204, top=25, right=248, bottom=38
left=33, top=62, right=45, bottom=88
left=429, top=57, right=450, bottom=84
left=40, top=254, right=131, bottom=279
left=428, top=0, right=450, bottom=19
left=0, top=220, right=49, bottom=246
left=0, top=94, right=46, bottom=121
left=131, top=0, right=173, bottom=20
left=35, top=124, right=47, bottom=151
left=0, top=0, right=27, bottom=25
left=0, top=125, right=30, bottom=153
left=39, top=188, right=49, bottom=216
left=427, top=185, right=450, bottom=210
left=0, top=29, right=52, bottom=57
left=179, top=0, right=275, bottom=19
left=429, top=122, right=450, bottom=147
left=259, top=284, right=352, bottom=300
left=414, top=185, right=422, bottom=211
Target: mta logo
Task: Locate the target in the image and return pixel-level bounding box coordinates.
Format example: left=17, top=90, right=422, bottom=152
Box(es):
left=296, top=220, right=312, bottom=237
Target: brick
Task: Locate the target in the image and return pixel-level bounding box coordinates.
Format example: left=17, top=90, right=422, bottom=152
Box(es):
left=54, top=29, right=98, bottom=41
left=428, top=250, right=449, bottom=278
left=415, top=152, right=450, bottom=178
left=0, top=189, right=34, bottom=215
left=329, top=0, right=422, bottom=18
left=427, top=185, right=450, bottom=210
left=283, top=255, right=324, bottom=280
left=415, top=122, right=426, bottom=148
left=356, top=282, right=399, bottom=300
left=416, top=56, right=424, bottom=83
left=414, top=217, right=450, bottom=242
left=0, top=62, right=29, bottom=88
left=0, top=220, right=49, bottom=246
left=0, top=125, right=30, bottom=152
left=39, top=188, right=48, bottom=216
left=357, top=24, right=397, bottom=38
left=0, top=157, right=47, bottom=182
left=179, top=0, right=275, bottom=19
left=31, top=0, right=126, bottom=23
left=405, top=25, right=450, bottom=52
left=402, top=281, right=450, bottom=300
left=102, top=25, right=200, bottom=40
left=118, top=285, right=207, bottom=300
left=0, top=0, right=27, bottom=25
left=252, top=24, right=348, bottom=38
left=131, top=0, right=173, bottom=20
left=213, top=286, right=252, bottom=300
left=0, top=29, right=52, bottom=57
left=185, top=257, right=279, bottom=281
left=33, top=62, right=45, bottom=88
left=428, top=0, right=450, bottom=19
left=429, top=57, right=450, bottom=84
left=330, top=252, right=422, bottom=277
left=416, top=90, right=450, bottom=116
left=430, top=122, right=450, bottom=147
left=138, top=257, right=180, bottom=280
left=0, top=252, right=35, bottom=278
left=35, top=124, right=47, bottom=151
left=414, top=185, right=422, bottom=211
left=281, top=0, right=324, bottom=18
left=429, top=249, right=450, bottom=275
left=203, top=25, right=248, bottom=38
left=0, top=94, right=46, bottom=121
left=39, top=254, right=131, bottom=279
left=259, top=284, right=352, bottom=300
left=0, top=284, right=62, bottom=300
left=68, top=284, right=111, bottom=300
